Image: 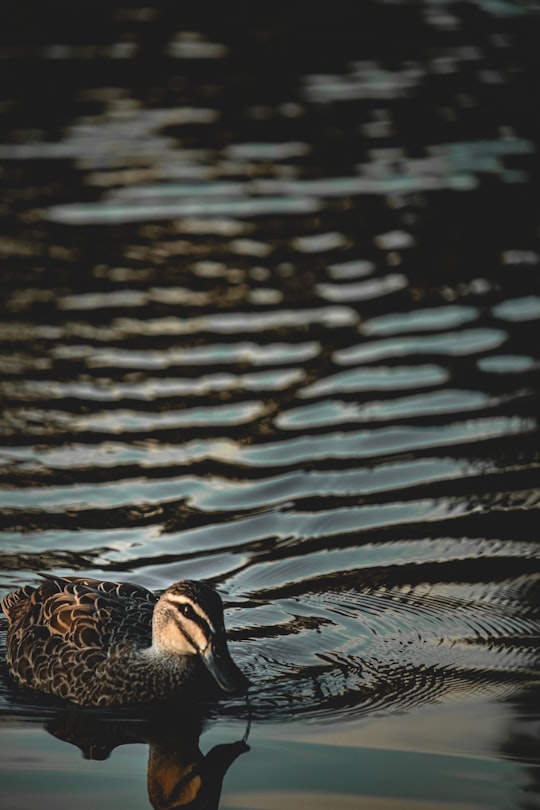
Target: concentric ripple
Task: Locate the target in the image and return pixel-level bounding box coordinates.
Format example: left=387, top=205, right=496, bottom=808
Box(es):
left=223, top=567, right=540, bottom=721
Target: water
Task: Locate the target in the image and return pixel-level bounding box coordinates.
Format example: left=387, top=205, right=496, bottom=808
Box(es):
left=1, top=3, right=540, bottom=808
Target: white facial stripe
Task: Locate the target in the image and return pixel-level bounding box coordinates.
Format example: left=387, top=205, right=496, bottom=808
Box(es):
left=165, top=593, right=216, bottom=633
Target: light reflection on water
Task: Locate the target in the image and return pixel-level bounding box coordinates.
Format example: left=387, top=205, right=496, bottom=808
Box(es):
left=1, top=1, right=540, bottom=809
left=0, top=699, right=537, bottom=810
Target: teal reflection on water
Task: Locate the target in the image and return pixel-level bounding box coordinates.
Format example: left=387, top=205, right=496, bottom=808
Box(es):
left=278, top=389, right=490, bottom=425
left=478, top=354, right=535, bottom=372
left=222, top=740, right=525, bottom=810
left=47, top=195, right=321, bottom=224
left=493, top=295, right=540, bottom=322
left=300, top=364, right=449, bottom=397
left=238, top=416, right=533, bottom=465
left=363, top=305, right=478, bottom=335
left=0, top=707, right=529, bottom=810
left=74, top=401, right=265, bottom=432
left=83, top=341, right=320, bottom=368
left=8, top=454, right=469, bottom=515
left=335, top=328, right=506, bottom=364
left=0, top=728, right=148, bottom=810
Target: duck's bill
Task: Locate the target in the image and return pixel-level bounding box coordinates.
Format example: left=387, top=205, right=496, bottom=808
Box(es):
left=201, top=637, right=250, bottom=695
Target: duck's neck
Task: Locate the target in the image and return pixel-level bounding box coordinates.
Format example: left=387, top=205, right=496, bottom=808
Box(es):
left=140, top=644, right=196, bottom=675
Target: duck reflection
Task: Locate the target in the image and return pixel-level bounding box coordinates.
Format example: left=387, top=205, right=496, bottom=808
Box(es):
left=44, top=704, right=250, bottom=810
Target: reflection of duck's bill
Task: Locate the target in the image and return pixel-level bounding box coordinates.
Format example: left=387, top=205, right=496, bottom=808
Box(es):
left=201, top=637, right=250, bottom=695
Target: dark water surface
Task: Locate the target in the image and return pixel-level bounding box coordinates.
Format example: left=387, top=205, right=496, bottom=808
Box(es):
left=1, top=3, right=540, bottom=808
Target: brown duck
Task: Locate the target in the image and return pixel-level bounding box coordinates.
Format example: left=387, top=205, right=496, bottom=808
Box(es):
left=1, top=576, right=249, bottom=707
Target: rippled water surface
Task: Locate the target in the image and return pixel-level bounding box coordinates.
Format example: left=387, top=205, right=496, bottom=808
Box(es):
left=1, top=3, right=540, bottom=809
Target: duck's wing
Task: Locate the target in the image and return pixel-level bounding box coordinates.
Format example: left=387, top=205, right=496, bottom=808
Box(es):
left=37, top=573, right=156, bottom=603
left=2, top=578, right=157, bottom=696
left=1, top=584, right=35, bottom=622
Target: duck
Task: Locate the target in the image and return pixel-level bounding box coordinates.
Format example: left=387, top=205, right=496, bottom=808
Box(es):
left=1, top=575, right=249, bottom=707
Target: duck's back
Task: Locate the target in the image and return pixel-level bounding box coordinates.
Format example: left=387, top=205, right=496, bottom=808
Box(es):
left=2, top=577, right=158, bottom=705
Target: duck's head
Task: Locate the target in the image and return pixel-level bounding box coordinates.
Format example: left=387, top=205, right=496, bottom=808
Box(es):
left=152, top=580, right=249, bottom=695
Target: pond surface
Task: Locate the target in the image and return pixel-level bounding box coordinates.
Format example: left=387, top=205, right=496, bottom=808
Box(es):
left=1, top=2, right=540, bottom=809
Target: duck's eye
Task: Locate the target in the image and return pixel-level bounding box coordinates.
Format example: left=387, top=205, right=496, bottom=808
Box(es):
left=180, top=603, right=195, bottom=618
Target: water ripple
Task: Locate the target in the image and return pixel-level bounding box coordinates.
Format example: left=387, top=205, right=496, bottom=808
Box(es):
left=334, top=328, right=507, bottom=364
left=1, top=4, right=540, bottom=733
